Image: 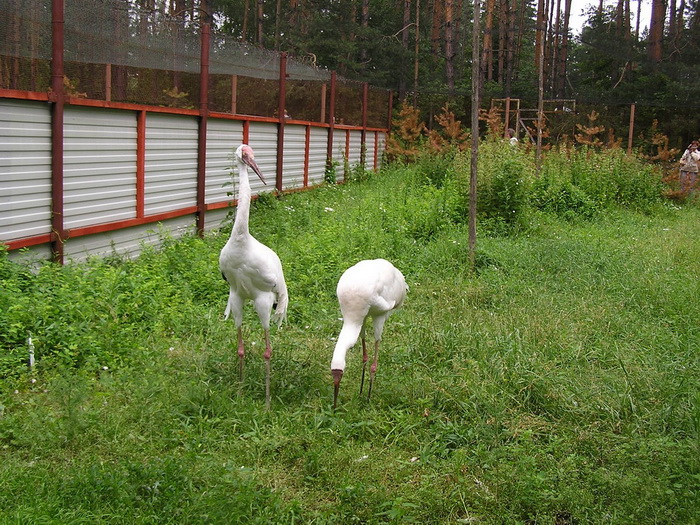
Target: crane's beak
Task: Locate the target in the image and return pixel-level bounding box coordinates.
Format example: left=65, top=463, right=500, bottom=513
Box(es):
left=331, top=369, right=343, bottom=410
left=242, top=150, right=267, bottom=185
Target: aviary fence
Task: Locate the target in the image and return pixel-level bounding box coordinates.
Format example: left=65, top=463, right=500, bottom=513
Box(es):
left=0, top=0, right=393, bottom=263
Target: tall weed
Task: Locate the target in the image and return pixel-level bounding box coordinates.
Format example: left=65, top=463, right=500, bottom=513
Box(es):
left=535, top=147, right=666, bottom=218
left=455, top=140, right=534, bottom=234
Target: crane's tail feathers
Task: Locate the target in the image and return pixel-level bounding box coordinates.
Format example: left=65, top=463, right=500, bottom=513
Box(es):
left=271, top=289, right=288, bottom=328
left=223, top=291, right=233, bottom=320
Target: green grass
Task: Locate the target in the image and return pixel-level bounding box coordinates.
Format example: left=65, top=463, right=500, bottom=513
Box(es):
left=1, top=159, right=699, bottom=523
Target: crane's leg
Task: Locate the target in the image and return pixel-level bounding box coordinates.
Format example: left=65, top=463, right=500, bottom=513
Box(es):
left=263, top=329, right=272, bottom=410
left=359, top=336, right=369, bottom=395
left=367, top=340, right=380, bottom=402
left=237, top=326, right=245, bottom=383
left=359, top=322, right=368, bottom=395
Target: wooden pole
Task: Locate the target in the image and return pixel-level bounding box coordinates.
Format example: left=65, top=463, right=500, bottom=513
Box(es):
left=469, top=0, right=481, bottom=270
left=361, top=82, right=368, bottom=168
left=196, top=22, right=210, bottom=236
left=276, top=52, right=288, bottom=191
left=51, top=0, right=65, bottom=264
left=536, top=10, right=546, bottom=174
left=326, top=71, right=336, bottom=170
left=504, top=96, right=511, bottom=138
left=627, top=103, right=635, bottom=154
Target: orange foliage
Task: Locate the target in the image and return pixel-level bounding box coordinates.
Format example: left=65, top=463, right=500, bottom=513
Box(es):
left=385, top=100, right=426, bottom=162
left=428, top=104, right=469, bottom=153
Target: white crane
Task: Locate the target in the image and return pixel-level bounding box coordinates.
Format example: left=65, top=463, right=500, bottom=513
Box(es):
left=331, top=259, right=408, bottom=409
left=219, top=144, right=288, bottom=409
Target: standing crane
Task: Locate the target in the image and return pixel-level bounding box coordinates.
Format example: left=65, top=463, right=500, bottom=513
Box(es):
left=219, top=144, right=288, bottom=409
left=331, top=259, right=408, bottom=409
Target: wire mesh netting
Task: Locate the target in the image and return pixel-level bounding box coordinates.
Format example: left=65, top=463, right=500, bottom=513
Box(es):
left=0, top=0, right=390, bottom=126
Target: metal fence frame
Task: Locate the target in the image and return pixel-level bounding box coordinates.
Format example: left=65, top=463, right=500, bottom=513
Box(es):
left=1, top=2, right=392, bottom=264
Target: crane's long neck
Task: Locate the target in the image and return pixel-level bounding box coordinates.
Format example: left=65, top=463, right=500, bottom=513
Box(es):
left=331, top=322, right=362, bottom=371
left=231, top=162, right=252, bottom=238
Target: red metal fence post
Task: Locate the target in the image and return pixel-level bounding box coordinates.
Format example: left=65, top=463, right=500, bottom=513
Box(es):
left=361, top=82, right=368, bottom=168
left=276, top=52, right=287, bottom=192
left=196, top=22, right=211, bottom=236
left=51, top=0, right=65, bottom=264
left=326, top=71, right=336, bottom=172
left=136, top=110, right=146, bottom=218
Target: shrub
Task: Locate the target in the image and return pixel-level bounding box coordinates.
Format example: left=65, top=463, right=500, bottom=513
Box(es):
left=531, top=178, right=599, bottom=221
left=454, top=141, right=533, bottom=234
left=538, top=148, right=666, bottom=215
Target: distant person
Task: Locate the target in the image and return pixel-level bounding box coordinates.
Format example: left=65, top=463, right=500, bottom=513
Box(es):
left=507, top=128, right=519, bottom=146
left=679, top=140, right=700, bottom=194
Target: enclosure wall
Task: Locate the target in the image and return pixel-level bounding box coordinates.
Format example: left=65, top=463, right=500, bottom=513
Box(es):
left=1, top=96, right=388, bottom=263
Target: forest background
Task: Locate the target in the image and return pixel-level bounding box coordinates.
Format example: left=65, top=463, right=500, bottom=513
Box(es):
left=185, top=0, right=697, bottom=148
left=2, top=0, right=699, bottom=149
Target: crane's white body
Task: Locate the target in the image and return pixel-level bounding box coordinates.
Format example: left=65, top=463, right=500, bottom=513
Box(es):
left=219, top=144, right=287, bottom=408
left=331, top=258, right=407, bottom=407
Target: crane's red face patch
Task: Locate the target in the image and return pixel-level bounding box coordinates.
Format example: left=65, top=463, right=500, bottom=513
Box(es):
left=238, top=144, right=267, bottom=185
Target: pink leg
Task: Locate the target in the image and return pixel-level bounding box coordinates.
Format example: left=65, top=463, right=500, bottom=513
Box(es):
left=367, top=340, right=380, bottom=401
left=360, top=337, right=369, bottom=394
left=237, top=327, right=245, bottom=383
left=264, top=329, right=272, bottom=410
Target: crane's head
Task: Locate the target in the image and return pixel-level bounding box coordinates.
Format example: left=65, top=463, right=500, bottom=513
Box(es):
left=331, top=369, right=343, bottom=410
left=235, top=144, right=267, bottom=185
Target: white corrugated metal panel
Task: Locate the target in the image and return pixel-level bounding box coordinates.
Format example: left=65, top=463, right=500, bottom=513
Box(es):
left=63, top=107, right=138, bottom=229
left=376, top=132, right=387, bottom=169
left=64, top=216, right=196, bottom=262
left=205, top=117, right=244, bottom=205
left=332, top=130, right=347, bottom=182
left=282, top=124, right=306, bottom=190
left=308, top=127, right=327, bottom=186
left=247, top=122, right=278, bottom=195
left=145, top=113, right=198, bottom=215
left=347, top=130, right=363, bottom=169
left=365, top=132, right=377, bottom=171
left=0, top=99, right=52, bottom=241
left=8, top=243, right=52, bottom=265
left=203, top=207, right=233, bottom=233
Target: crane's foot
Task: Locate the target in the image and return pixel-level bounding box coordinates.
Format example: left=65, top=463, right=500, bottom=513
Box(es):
left=332, top=369, right=343, bottom=411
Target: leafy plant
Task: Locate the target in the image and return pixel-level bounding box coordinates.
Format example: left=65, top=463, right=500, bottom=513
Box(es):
left=385, top=100, right=426, bottom=163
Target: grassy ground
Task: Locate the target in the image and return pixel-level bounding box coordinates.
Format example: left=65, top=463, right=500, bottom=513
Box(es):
left=1, top=165, right=698, bottom=523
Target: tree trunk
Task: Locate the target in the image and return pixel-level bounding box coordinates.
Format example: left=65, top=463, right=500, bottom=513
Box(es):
left=274, top=0, right=282, bottom=49
left=505, top=0, right=517, bottom=96
left=535, top=0, right=546, bottom=81
left=482, top=0, right=495, bottom=82
left=446, top=0, right=455, bottom=91
left=414, top=0, right=421, bottom=105
left=648, top=0, right=666, bottom=63
left=557, top=0, right=572, bottom=98
left=497, top=0, right=506, bottom=83
left=431, top=0, right=444, bottom=59
left=242, top=0, right=249, bottom=40
left=360, top=0, right=370, bottom=62
left=257, top=0, right=264, bottom=46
